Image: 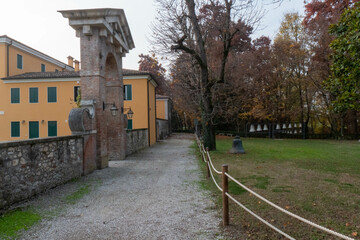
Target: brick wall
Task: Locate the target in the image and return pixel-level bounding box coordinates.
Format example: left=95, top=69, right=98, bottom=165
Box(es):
left=126, top=129, right=148, bottom=156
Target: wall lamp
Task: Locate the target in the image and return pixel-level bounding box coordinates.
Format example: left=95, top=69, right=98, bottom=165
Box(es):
left=103, top=101, right=118, bottom=117
left=122, top=107, right=134, bottom=119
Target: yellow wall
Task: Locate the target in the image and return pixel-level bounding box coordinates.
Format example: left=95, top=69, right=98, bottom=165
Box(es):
left=123, top=78, right=148, bottom=129
left=149, top=83, right=156, bottom=145
left=0, top=80, right=78, bottom=141
left=123, top=76, right=157, bottom=146
left=156, top=99, right=166, bottom=120
left=0, top=44, right=6, bottom=78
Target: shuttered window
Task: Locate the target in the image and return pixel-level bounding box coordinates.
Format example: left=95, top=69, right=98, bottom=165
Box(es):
left=124, top=85, right=132, bottom=100
left=74, top=86, right=80, bottom=102
left=47, top=87, right=57, bottom=103
left=11, top=122, right=20, bottom=137
left=127, top=119, right=133, bottom=130
left=11, top=88, right=20, bottom=103
left=48, top=121, right=57, bottom=137
left=29, top=88, right=38, bottom=103
left=41, top=64, right=46, bottom=72
left=29, top=121, right=39, bottom=139
left=17, top=54, right=23, bottom=69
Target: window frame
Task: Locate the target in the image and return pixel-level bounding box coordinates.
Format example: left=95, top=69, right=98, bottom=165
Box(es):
left=124, top=84, right=132, bottom=101
left=41, top=64, right=46, bottom=72
left=11, top=88, right=20, bottom=104
left=11, top=121, right=20, bottom=138
left=17, top=54, right=23, bottom=69
left=48, top=121, right=57, bottom=137
left=74, top=86, right=80, bottom=102
left=127, top=119, right=133, bottom=130
left=29, top=87, right=39, bottom=103
left=47, top=87, right=57, bottom=103
left=29, top=121, right=39, bottom=139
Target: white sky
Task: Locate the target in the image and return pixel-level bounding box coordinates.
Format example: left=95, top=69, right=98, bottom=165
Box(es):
left=0, top=0, right=304, bottom=70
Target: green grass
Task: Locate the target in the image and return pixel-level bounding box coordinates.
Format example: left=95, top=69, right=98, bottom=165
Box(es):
left=64, top=184, right=91, bottom=204
left=199, top=137, right=360, bottom=240
left=0, top=209, right=41, bottom=239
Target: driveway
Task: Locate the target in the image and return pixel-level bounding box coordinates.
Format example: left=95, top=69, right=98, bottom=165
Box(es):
left=20, top=133, right=222, bottom=240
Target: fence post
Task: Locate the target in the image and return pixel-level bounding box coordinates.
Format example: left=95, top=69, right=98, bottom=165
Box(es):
left=206, top=147, right=210, bottom=178
left=222, top=164, right=229, bottom=226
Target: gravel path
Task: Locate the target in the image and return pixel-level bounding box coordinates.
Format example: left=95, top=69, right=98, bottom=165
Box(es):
left=20, top=134, right=222, bottom=240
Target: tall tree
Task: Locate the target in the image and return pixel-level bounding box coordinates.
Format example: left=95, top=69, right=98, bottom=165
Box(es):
left=327, top=3, right=360, bottom=112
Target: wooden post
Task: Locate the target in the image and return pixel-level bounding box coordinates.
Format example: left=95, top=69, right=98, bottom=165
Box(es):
left=222, top=164, right=229, bottom=226
left=206, top=147, right=210, bottom=178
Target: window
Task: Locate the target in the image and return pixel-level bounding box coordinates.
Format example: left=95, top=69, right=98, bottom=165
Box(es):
left=11, top=88, right=20, bottom=103
left=17, top=54, right=23, bottom=69
left=55, top=69, right=59, bottom=72
left=41, top=64, right=46, bottom=72
left=127, top=119, right=133, bottom=130
left=48, top=121, right=57, bottom=137
left=11, top=122, right=20, bottom=137
left=47, top=87, right=57, bottom=103
left=29, top=88, right=38, bottom=103
left=124, top=85, right=132, bottom=100
left=74, top=86, right=80, bottom=102
left=29, top=121, right=39, bottom=139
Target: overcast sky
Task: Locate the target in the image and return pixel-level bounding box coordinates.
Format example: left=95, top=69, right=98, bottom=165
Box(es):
left=0, top=0, right=304, bottom=70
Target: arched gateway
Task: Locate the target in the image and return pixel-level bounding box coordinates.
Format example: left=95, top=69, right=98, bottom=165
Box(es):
left=60, top=9, right=135, bottom=172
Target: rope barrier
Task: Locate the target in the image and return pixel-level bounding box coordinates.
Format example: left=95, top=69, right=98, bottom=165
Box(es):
left=207, top=162, right=222, bottom=192
left=206, top=151, right=222, bottom=174
left=225, top=192, right=296, bottom=240
left=225, top=173, right=355, bottom=240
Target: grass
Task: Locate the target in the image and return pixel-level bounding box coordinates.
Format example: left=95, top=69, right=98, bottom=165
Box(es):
left=0, top=209, right=41, bottom=239
left=198, top=136, right=360, bottom=240
left=64, top=184, right=91, bottom=204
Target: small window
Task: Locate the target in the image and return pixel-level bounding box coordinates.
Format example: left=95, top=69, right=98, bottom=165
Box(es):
left=29, top=121, right=39, bottom=139
left=127, top=119, right=133, bottom=130
left=11, top=122, right=20, bottom=137
left=48, top=121, right=57, bottom=137
left=47, top=87, right=57, bottom=103
left=41, top=64, right=46, bottom=72
left=55, top=69, right=59, bottom=72
left=29, top=88, right=38, bottom=103
left=11, top=88, right=20, bottom=103
left=124, top=85, right=132, bottom=100
left=74, top=86, right=80, bottom=102
left=17, top=54, right=23, bottom=69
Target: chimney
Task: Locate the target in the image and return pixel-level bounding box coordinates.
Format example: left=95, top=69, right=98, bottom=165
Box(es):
left=74, top=60, right=80, bottom=72
left=67, top=56, right=74, bottom=68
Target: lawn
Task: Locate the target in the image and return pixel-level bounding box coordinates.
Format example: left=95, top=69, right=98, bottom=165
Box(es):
left=198, top=136, right=360, bottom=240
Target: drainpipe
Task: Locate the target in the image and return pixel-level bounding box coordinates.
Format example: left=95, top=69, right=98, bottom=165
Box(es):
left=147, top=78, right=150, bottom=146
left=6, top=40, right=13, bottom=77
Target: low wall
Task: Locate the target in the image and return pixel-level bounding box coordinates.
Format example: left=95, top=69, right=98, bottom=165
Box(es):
left=0, top=135, right=83, bottom=210
left=126, top=129, right=148, bottom=156
left=157, top=119, right=170, bottom=140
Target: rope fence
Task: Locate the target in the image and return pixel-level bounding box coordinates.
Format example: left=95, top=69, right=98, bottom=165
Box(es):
left=195, top=134, right=355, bottom=240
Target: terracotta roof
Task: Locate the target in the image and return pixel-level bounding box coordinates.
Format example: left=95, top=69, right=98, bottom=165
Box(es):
left=2, top=69, right=157, bottom=81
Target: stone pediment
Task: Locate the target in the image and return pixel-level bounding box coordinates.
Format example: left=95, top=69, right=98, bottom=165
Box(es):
left=59, top=8, right=135, bottom=54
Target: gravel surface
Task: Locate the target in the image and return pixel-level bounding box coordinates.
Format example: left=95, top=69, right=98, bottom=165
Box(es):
left=19, top=134, right=222, bottom=240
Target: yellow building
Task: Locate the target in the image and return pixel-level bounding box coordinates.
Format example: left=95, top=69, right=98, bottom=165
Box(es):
left=156, top=95, right=172, bottom=139
left=123, top=70, right=158, bottom=146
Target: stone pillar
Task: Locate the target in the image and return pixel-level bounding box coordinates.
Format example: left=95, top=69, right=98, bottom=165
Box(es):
left=60, top=9, right=135, bottom=168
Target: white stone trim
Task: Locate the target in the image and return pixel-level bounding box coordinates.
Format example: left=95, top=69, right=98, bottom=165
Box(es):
left=3, top=77, right=79, bottom=84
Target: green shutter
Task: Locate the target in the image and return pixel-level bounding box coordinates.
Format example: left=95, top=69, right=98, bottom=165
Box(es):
left=48, top=121, right=57, bottom=137
left=127, top=119, right=133, bottom=130
left=29, top=121, right=39, bottom=139
left=74, top=86, right=80, bottom=102
left=29, top=88, right=38, bottom=103
left=17, top=54, right=22, bottom=69
left=47, top=87, right=57, bottom=103
left=11, top=122, right=20, bottom=137
left=41, top=64, right=46, bottom=72
left=125, top=85, right=132, bottom=100
left=11, top=88, right=20, bottom=103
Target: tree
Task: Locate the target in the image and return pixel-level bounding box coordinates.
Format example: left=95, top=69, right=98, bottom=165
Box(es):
left=152, top=0, right=259, bottom=150
left=327, top=3, right=360, bottom=112
left=138, top=53, right=169, bottom=95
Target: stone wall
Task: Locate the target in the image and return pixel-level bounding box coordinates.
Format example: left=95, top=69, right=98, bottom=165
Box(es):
left=126, top=129, right=148, bottom=156
left=0, top=136, right=83, bottom=210
left=157, top=119, right=170, bottom=140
